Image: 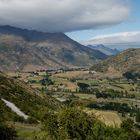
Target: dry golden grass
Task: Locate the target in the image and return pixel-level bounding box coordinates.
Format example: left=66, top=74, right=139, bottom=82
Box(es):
left=85, top=108, right=122, bottom=127
left=54, top=71, right=89, bottom=78
left=75, top=93, right=96, bottom=99
left=62, top=81, right=78, bottom=92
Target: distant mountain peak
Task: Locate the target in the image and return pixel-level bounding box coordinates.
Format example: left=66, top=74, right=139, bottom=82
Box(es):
left=0, top=25, right=67, bottom=42
left=87, top=44, right=120, bottom=56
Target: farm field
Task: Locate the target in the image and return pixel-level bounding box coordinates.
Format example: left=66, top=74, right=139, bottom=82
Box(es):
left=84, top=109, right=122, bottom=127
left=6, top=70, right=140, bottom=126
left=8, top=70, right=139, bottom=96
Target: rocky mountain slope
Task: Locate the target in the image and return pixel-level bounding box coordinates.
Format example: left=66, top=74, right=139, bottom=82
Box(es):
left=0, top=25, right=107, bottom=71
left=91, top=48, right=140, bottom=73
left=87, top=44, right=120, bottom=56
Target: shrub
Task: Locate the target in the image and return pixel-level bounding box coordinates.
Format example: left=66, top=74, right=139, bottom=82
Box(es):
left=42, top=107, right=140, bottom=140
left=0, top=123, right=17, bottom=140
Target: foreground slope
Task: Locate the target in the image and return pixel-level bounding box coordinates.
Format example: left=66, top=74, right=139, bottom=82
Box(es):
left=0, top=72, right=62, bottom=121
left=0, top=25, right=107, bottom=71
left=91, top=48, right=140, bottom=73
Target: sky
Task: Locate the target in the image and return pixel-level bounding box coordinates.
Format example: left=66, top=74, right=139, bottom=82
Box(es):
left=0, top=0, right=139, bottom=49
left=0, top=0, right=130, bottom=33
left=67, top=0, right=140, bottom=42
left=67, top=0, right=140, bottom=41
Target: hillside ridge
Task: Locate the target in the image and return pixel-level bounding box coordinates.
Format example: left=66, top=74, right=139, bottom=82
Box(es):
left=0, top=25, right=108, bottom=71
left=91, top=48, right=140, bottom=73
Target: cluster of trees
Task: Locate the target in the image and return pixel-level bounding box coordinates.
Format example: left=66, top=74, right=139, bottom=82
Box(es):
left=77, top=83, right=100, bottom=93
left=40, top=74, right=54, bottom=86
left=123, top=72, right=140, bottom=81
left=96, top=92, right=111, bottom=98
left=77, top=82, right=90, bottom=92
left=32, top=107, right=140, bottom=140
left=29, top=73, right=54, bottom=86
left=87, top=102, right=140, bottom=123
left=87, top=102, right=133, bottom=113
left=95, top=89, right=135, bottom=99
left=77, top=82, right=136, bottom=99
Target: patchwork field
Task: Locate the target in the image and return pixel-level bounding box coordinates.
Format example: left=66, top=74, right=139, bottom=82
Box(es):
left=6, top=70, right=140, bottom=127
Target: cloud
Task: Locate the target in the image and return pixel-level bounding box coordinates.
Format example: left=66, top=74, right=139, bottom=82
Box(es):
left=82, top=31, right=140, bottom=50
left=0, top=0, right=130, bottom=32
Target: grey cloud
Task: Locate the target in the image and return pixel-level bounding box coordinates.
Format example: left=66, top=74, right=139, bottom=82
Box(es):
left=0, top=0, right=130, bottom=32
left=82, top=32, right=140, bottom=50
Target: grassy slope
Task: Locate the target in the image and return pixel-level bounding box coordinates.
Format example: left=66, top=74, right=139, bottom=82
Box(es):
left=0, top=72, right=62, bottom=121
left=91, top=48, right=140, bottom=73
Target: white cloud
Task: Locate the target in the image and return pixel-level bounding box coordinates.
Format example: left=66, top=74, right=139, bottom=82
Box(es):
left=82, top=31, right=140, bottom=50
left=0, top=0, right=130, bottom=32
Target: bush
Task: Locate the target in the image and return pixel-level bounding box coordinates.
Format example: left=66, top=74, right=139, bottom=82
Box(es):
left=136, top=112, right=140, bottom=123
left=42, top=107, right=140, bottom=140
left=26, top=117, right=38, bottom=124
left=121, top=118, right=134, bottom=131
left=0, top=123, right=17, bottom=140
left=42, top=108, right=103, bottom=140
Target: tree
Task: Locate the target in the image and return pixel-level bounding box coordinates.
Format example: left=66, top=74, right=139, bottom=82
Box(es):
left=77, top=82, right=90, bottom=92
left=136, top=112, right=140, bottom=123
left=123, top=72, right=140, bottom=81
left=41, top=107, right=140, bottom=140
left=42, top=107, right=104, bottom=140
left=0, top=123, right=17, bottom=140
left=121, top=118, right=134, bottom=132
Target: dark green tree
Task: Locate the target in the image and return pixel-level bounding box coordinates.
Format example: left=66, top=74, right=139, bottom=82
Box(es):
left=121, top=118, right=134, bottom=132
left=136, top=112, right=140, bottom=123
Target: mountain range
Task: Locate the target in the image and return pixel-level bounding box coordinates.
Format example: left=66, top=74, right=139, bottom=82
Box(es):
left=91, top=48, right=140, bottom=73
left=87, top=44, right=120, bottom=56
left=0, top=25, right=108, bottom=72
left=82, top=32, right=140, bottom=50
